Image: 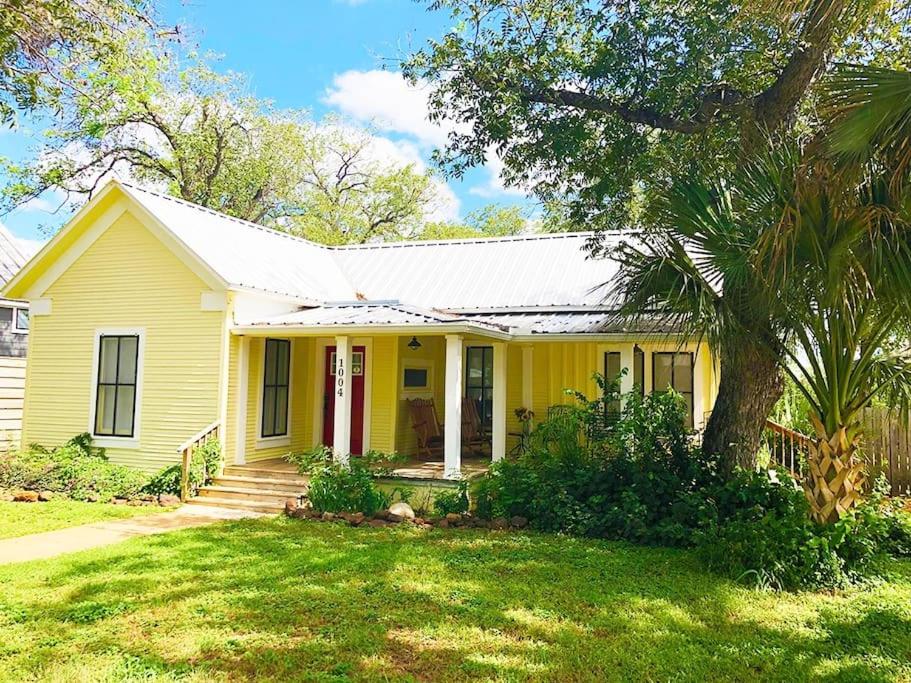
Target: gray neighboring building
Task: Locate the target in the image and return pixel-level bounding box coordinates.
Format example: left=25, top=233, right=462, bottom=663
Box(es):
left=0, top=225, right=30, bottom=448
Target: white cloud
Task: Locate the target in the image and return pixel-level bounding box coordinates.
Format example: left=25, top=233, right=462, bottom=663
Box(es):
left=324, top=70, right=465, bottom=150
left=324, top=69, right=534, bottom=205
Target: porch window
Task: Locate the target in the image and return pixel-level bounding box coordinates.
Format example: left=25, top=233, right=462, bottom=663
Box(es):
left=652, top=352, right=694, bottom=428
left=603, top=352, right=622, bottom=418
left=261, top=339, right=290, bottom=438
left=466, top=346, right=493, bottom=427
left=94, top=335, right=139, bottom=437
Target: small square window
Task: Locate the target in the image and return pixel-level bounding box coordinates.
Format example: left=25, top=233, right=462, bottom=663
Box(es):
left=403, top=367, right=429, bottom=389
left=13, top=308, right=28, bottom=333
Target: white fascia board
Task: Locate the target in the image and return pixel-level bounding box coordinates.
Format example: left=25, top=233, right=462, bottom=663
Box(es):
left=229, top=323, right=512, bottom=340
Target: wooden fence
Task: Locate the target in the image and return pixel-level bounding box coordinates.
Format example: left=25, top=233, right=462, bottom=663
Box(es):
left=763, top=409, right=911, bottom=496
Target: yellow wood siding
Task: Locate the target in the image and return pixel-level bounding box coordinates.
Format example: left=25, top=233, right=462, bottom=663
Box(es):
left=369, top=336, right=398, bottom=453
left=24, top=211, right=225, bottom=473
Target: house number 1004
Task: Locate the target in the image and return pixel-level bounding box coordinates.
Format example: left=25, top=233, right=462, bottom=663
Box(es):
left=336, top=358, right=345, bottom=397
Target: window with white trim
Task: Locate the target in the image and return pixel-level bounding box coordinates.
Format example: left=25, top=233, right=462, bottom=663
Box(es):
left=13, top=308, right=28, bottom=333
left=94, top=335, right=139, bottom=437
left=261, top=339, right=290, bottom=438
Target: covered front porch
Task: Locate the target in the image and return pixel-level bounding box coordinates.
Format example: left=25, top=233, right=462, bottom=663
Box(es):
left=223, top=302, right=718, bottom=481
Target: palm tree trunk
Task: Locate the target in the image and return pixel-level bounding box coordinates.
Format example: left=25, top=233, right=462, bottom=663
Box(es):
left=804, top=422, right=866, bottom=524
left=702, top=338, right=784, bottom=475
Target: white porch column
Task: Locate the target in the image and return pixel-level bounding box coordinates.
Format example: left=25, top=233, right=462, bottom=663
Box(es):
left=444, top=334, right=463, bottom=479
left=333, top=335, right=353, bottom=465
left=693, top=345, right=706, bottom=431
left=492, top=342, right=507, bottom=462
left=619, top=344, right=634, bottom=399
left=234, top=336, right=250, bottom=465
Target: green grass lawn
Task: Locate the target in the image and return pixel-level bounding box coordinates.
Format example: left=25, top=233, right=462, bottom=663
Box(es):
left=0, top=499, right=170, bottom=540
left=0, top=518, right=909, bottom=682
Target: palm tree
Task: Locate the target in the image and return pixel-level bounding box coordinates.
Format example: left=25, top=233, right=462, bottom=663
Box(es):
left=612, top=142, right=911, bottom=523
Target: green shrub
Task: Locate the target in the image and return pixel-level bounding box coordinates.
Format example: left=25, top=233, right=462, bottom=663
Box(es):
left=143, top=438, right=222, bottom=497
left=432, top=481, right=469, bottom=516
left=472, top=373, right=908, bottom=591
left=0, top=433, right=147, bottom=502
left=290, top=446, right=390, bottom=515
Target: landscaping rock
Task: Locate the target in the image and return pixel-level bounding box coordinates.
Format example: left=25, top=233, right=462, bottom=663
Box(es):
left=291, top=507, right=310, bottom=519
left=159, top=494, right=181, bottom=507
left=490, top=517, right=509, bottom=530
left=0, top=493, right=13, bottom=502
left=373, top=511, right=389, bottom=521
left=472, top=518, right=489, bottom=529
left=388, top=501, right=416, bottom=520
left=413, top=517, right=425, bottom=526
left=427, top=516, right=441, bottom=525
left=386, top=513, right=403, bottom=523
left=349, top=512, right=365, bottom=526
left=112, top=498, right=127, bottom=505
left=445, top=512, right=461, bottom=523
left=437, top=518, right=450, bottom=529
left=321, top=512, right=336, bottom=522
left=13, top=491, right=39, bottom=502
left=510, top=516, right=529, bottom=529
left=37, top=491, right=56, bottom=502
left=368, top=518, right=388, bottom=528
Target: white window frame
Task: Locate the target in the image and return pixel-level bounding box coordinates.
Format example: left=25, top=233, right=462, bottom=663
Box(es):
left=88, top=327, right=145, bottom=449
left=12, top=307, right=28, bottom=334
left=256, top=338, right=293, bottom=449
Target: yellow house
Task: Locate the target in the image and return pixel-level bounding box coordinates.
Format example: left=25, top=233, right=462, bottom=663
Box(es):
left=2, top=180, right=719, bottom=507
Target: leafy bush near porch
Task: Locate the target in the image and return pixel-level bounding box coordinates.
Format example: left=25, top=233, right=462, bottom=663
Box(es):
left=143, top=439, right=222, bottom=497
left=0, top=434, right=147, bottom=502
left=473, top=374, right=911, bottom=590
left=432, top=481, right=469, bottom=516
left=290, top=446, right=391, bottom=515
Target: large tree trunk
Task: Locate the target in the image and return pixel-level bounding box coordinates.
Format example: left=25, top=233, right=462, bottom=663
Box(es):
left=702, top=338, right=784, bottom=475
left=804, top=419, right=865, bottom=524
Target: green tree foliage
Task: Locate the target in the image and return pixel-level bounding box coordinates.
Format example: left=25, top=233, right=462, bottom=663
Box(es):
left=0, top=0, right=162, bottom=125
left=406, top=0, right=908, bottom=225
left=419, top=204, right=528, bottom=239
left=2, top=44, right=441, bottom=244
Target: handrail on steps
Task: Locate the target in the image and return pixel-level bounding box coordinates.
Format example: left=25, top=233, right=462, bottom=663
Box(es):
left=763, top=418, right=812, bottom=478
left=177, top=420, right=221, bottom=502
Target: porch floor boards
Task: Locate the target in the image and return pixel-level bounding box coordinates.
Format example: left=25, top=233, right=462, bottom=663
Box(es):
left=233, top=455, right=491, bottom=481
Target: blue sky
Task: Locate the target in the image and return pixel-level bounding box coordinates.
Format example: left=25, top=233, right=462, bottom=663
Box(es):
left=0, top=0, right=530, bottom=250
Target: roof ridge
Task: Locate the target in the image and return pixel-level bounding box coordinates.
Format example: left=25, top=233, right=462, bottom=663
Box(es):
left=117, top=181, right=607, bottom=251
left=330, top=231, right=598, bottom=250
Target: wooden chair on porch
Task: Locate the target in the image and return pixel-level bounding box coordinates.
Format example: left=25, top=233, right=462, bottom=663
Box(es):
left=406, top=397, right=490, bottom=460
left=406, top=398, right=444, bottom=459
left=461, top=397, right=490, bottom=456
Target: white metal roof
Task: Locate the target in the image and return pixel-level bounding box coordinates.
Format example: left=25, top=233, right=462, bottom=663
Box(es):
left=119, top=182, right=617, bottom=309
left=120, top=183, right=355, bottom=302
left=0, top=223, right=27, bottom=287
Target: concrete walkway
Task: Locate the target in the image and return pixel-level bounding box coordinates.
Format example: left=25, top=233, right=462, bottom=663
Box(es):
left=0, top=504, right=267, bottom=565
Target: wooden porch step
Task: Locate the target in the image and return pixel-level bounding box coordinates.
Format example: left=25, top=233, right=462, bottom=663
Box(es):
left=197, top=485, right=300, bottom=504
left=223, top=465, right=299, bottom=478
left=185, top=496, right=285, bottom=514
left=213, top=474, right=309, bottom=492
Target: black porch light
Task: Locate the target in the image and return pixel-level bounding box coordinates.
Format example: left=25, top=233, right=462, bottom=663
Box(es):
left=407, top=336, right=422, bottom=351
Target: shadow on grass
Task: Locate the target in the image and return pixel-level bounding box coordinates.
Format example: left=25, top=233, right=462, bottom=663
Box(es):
left=2, top=517, right=910, bottom=681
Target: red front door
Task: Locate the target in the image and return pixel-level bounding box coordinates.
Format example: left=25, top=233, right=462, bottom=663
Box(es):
left=322, top=346, right=366, bottom=455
